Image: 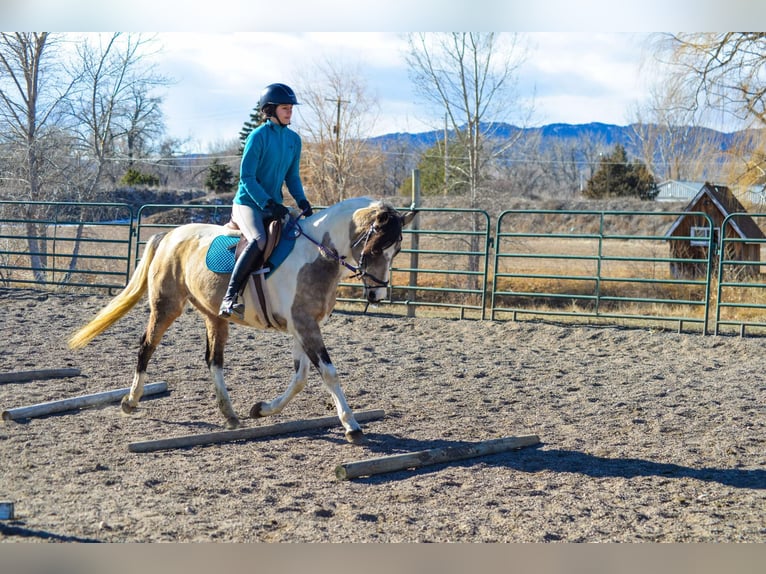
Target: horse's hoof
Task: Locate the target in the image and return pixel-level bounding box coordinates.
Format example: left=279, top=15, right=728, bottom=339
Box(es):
left=120, top=395, right=136, bottom=414
left=225, top=417, right=240, bottom=430
left=249, top=402, right=265, bottom=418
left=345, top=429, right=365, bottom=445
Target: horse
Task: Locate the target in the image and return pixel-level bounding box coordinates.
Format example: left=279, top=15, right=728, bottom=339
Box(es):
left=68, top=197, right=415, bottom=444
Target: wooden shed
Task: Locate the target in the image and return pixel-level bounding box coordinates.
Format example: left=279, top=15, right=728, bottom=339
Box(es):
left=665, top=182, right=765, bottom=279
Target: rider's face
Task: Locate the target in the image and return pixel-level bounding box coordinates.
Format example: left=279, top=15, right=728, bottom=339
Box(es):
left=274, top=104, right=293, bottom=125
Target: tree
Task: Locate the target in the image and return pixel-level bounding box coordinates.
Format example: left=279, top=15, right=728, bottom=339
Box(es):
left=630, top=51, right=723, bottom=183
left=399, top=137, right=470, bottom=197
left=405, top=33, right=530, bottom=280
left=405, top=33, right=530, bottom=207
left=238, top=107, right=264, bottom=153
left=296, top=59, right=384, bottom=203
left=0, top=32, right=170, bottom=284
left=653, top=33, right=766, bottom=189
left=658, top=33, right=766, bottom=127
left=0, top=32, right=77, bottom=281
left=205, top=159, right=235, bottom=193
left=583, top=144, right=658, bottom=200
left=66, top=33, right=168, bottom=200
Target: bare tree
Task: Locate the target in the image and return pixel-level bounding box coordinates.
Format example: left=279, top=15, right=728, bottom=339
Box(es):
left=0, top=32, right=78, bottom=281
left=658, top=33, right=766, bottom=126
left=0, top=32, right=170, bottom=283
left=67, top=33, right=169, bottom=197
left=296, top=59, right=384, bottom=204
left=405, top=33, right=531, bottom=281
left=629, top=68, right=721, bottom=182
left=405, top=33, right=531, bottom=207
left=652, top=33, right=766, bottom=189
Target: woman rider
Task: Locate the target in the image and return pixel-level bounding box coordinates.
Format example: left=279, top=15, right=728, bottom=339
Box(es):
left=219, top=83, right=313, bottom=319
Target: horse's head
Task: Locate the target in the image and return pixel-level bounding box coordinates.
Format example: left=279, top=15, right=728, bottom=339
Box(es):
left=350, top=201, right=416, bottom=302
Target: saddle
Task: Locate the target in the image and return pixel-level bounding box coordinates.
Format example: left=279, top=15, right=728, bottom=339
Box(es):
left=224, top=218, right=283, bottom=271
left=223, top=218, right=283, bottom=328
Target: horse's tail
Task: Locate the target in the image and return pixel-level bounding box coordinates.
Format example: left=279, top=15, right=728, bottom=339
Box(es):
left=68, top=232, right=167, bottom=350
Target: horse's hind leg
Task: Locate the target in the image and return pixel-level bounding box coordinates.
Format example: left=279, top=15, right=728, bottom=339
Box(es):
left=203, top=314, right=239, bottom=429
left=121, top=298, right=184, bottom=415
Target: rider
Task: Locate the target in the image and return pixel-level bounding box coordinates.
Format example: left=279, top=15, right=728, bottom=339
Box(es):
left=218, top=82, right=313, bottom=319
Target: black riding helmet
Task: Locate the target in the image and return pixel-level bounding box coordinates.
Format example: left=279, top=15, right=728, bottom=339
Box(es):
left=259, top=83, right=300, bottom=121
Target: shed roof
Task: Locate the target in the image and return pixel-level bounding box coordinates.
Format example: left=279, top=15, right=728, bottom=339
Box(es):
left=655, top=180, right=706, bottom=202
left=665, top=182, right=766, bottom=239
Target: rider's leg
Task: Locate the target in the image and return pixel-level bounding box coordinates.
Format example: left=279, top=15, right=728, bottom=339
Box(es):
left=218, top=203, right=266, bottom=319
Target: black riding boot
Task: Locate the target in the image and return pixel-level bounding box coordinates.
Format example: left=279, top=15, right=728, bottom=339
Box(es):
left=218, top=240, right=262, bottom=319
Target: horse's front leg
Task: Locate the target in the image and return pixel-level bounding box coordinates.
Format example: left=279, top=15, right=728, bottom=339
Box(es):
left=313, top=346, right=363, bottom=444
left=250, top=339, right=310, bottom=418
left=251, top=337, right=363, bottom=444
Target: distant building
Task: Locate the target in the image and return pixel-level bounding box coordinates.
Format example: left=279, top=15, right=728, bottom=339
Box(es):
left=656, top=179, right=766, bottom=207
left=655, top=180, right=706, bottom=203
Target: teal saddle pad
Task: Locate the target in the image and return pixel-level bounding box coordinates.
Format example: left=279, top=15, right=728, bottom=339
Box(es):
left=205, top=231, right=297, bottom=278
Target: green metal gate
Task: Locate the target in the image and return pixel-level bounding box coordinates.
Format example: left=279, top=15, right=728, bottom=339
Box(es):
left=0, top=200, right=134, bottom=291
left=715, top=212, right=766, bottom=336
left=491, top=209, right=715, bottom=333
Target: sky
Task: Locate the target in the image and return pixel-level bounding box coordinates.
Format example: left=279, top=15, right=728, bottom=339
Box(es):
left=4, top=0, right=764, bottom=153
left=151, top=32, right=653, bottom=152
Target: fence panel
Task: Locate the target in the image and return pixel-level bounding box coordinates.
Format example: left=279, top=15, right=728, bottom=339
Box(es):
left=12, top=200, right=766, bottom=337
left=0, top=200, right=134, bottom=292
left=491, top=209, right=715, bottom=333
left=715, top=212, right=766, bottom=336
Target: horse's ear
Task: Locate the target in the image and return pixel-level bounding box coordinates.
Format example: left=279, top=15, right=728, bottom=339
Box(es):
left=401, top=210, right=417, bottom=228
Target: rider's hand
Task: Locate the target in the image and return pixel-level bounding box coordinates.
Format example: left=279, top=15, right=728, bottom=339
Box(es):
left=266, top=200, right=289, bottom=220
left=298, top=199, right=313, bottom=217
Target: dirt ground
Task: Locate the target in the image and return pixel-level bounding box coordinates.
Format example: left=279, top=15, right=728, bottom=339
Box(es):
left=0, top=288, right=764, bottom=542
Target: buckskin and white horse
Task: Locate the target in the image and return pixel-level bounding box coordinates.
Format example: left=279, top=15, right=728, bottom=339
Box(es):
left=68, top=197, right=415, bottom=444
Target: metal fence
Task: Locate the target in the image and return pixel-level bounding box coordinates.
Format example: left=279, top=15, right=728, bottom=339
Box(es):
left=715, top=212, right=766, bottom=336
left=491, top=209, right=716, bottom=334
left=0, top=200, right=134, bottom=292
left=4, top=199, right=766, bottom=336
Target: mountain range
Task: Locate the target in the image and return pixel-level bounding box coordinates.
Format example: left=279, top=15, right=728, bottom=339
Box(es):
left=367, top=122, right=759, bottom=159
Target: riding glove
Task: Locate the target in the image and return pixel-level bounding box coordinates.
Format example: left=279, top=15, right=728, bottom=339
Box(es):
left=265, top=200, right=289, bottom=220
left=298, top=199, right=313, bottom=217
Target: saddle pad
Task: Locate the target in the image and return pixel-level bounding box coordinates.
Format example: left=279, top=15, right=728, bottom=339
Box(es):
left=205, top=235, right=240, bottom=273
left=205, top=232, right=297, bottom=277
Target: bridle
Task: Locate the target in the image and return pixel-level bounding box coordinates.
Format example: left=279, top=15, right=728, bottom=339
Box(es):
left=288, top=217, right=395, bottom=289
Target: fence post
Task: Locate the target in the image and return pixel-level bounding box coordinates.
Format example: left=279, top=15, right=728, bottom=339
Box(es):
left=407, top=169, right=421, bottom=317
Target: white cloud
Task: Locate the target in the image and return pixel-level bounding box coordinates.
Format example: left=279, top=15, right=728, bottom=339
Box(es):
left=33, top=31, right=659, bottom=151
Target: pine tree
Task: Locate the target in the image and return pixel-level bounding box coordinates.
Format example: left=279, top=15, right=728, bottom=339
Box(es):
left=205, top=159, right=235, bottom=194
left=238, top=108, right=264, bottom=154
left=584, top=144, right=658, bottom=200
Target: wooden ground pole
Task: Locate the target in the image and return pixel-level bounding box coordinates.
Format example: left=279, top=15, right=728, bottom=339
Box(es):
left=128, top=409, right=386, bottom=453
left=1, top=381, right=168, bottom=421
left=335, top=434, right=540, bottom=480
left=0, top=368, right=81, bottom=384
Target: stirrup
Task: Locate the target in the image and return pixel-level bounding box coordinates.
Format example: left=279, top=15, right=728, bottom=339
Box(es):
left=219, top=297, right=244, bottom=319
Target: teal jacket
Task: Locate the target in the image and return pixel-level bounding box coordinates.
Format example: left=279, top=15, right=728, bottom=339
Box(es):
left=234, top=120, right=307, bottom=216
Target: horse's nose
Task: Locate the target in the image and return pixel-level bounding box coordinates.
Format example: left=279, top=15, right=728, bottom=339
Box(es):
left=366, top=287, right=385, bottom=303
